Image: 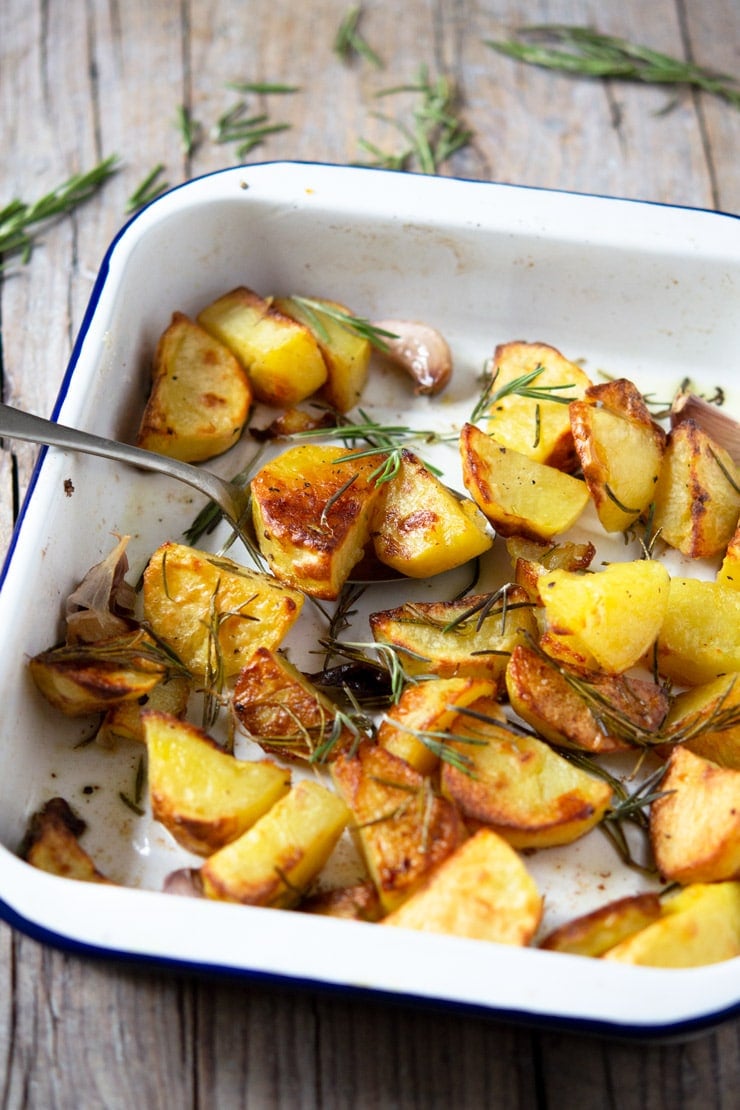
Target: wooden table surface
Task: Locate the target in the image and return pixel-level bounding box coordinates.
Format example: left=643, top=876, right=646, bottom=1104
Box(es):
left=1, top=1, right=739, bottom=1105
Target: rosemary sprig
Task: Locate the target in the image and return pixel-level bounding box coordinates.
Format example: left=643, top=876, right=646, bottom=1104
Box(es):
left=320, top=638, right=430, bottom=704
left=283, top=296, right=398, bottom=351
left=126, top=164, right=170, bottom=213
left=470, top=364, right=576, bottom=423
left=176, top=105, right=201, bottom=157
left=486, top=26, right=740, bottom=110
left=334, top=6, right=383, bottom=69
left=358, top=65, right=473, bottom=174
left=212, top=100, right=291, bottom=159
left=119, top=755, right=146, bottom=817
left=227, top=81, right=301, bottom=95
left=0, top=155, right=119, bottom=267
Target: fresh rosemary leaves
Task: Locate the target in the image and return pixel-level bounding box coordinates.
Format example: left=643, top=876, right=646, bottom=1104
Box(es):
left=487, top=25, right=740, bottom=110
left=0, top=155, right=119, bottom=268
left=334, top=6, right=383, bottom=69
left=358, top=65, right=473, bottom=174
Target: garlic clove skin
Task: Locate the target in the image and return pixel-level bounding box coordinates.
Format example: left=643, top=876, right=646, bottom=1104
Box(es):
left=372, top=320, right=453, bottom=395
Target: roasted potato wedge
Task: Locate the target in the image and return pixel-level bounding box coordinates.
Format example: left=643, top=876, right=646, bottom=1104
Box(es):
left=539, top=892, right=662, bottom=957
left=96, top=674, right=192, bottom=747
left=136, top=312, right=252, bottom=462
left=369, top=587, right=538, bottom=690
left=378, top=675, right=498, bottom=774
left=569, top=379, right=665, bottom=533
left=21, top=798, right=111, bottom=883
left=233, top=647, right=357, bottom=763
left=251, top=444, right=384, bottom=600
left=650, top=745, right=740, bottom=884
left=506, top=536, right=596, bottom=602
left=652, top=419, right=740, bottom=558
left=383, top=827, right=542, bottom=944
left=197, top=286, right=327, bottom=406
left=331, top=740, right=466, bottom=913
left=505, top=643, right=668, bottom=755
left=538, top=560, right=670, bottom=674
left=660, top=673, right=740, bottom=768
left=602, top=882, right=740, bottom=968
left=370, top=450, right=492, bottom=577
left=142, top=542, right=303, bottom=677
left=200, top=780, right=350, bottom=907
left=460, top=422, right=590, bottom=541
left=656, top=577, right=740, bottom=685
left=29, top=630, right=170, bottom=717
left=440, top=697, right=613, bottom=848
left=143, top=710, right=291, bottom=856
left=273, top=296, right=371, bottom=413
left=718, top=518, right=740, bottom=590
left=483, top=341, right=592, bottom=470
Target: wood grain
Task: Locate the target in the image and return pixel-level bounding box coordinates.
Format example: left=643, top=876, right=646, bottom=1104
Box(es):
left=2, top=1, right=739, bottom=1106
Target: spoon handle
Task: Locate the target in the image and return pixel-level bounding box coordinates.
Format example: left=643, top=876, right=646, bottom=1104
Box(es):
left=0, top=402, right=243, bottom=523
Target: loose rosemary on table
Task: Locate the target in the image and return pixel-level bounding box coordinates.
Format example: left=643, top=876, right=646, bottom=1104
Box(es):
left=486, top=25, right=740, bottom=110
left=358, top=64, right=473, bottom=174
left=0, top=155, right=119, bottom=268
left=334, top=5, right=384, bottom=69
left=126, top=164, right=170, bottom=213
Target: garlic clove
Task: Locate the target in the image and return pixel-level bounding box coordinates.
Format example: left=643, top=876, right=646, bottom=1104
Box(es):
left=372, top=319, right=453, bottom=395
left=670, top=391, right=740, bottom=465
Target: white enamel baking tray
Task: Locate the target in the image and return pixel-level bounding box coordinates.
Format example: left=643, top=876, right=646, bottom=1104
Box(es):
left=1, top=162, right=739, bottom=1037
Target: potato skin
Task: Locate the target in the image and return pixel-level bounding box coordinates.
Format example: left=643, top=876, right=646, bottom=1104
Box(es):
left=21, top=798, right=111, bottom=883
left=650, top=745, right=740, bottom=884
left=142, top=542, right=303, bottom=677
left=383, top=827, right=543, bottom=945
left=540, top=893, right=662, bottom=957
left=331, top=741, right=465, bottom=913
left=137, top=312, right=252, bottom=463
left=251, top=445, right=383, bottom=600
left=652, top=419, right=740, bottom=558
left=484, top=341, right=592, bottom=471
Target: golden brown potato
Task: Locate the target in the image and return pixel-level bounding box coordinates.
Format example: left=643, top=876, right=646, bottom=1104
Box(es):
left=460, top=422, right=590, bottom=541
left=652, top=419, right=740, bottom=558
left=538, top=560, right=670, bottom=674
left=660, top=673, right=740, bottom=768
left=370, top=450, right=492, bottom=577
left=656, top=577, right=740, bottom=686
left=142, top=542, right=303, bottom=678
left=21, top=798, right=111, bottom=883
left=378, top=675, right=498, bottom=774
left=331, top=740, right=466, bottom=913
left=569, top=380, right=665, bottom=533
left=440, top=697, right=613, bottom=848
left=505, top=643, right=668, bottom=755
left=143, top=710, right=291, bottom=856
left=650, top=745, right=740, bottom=884
left=482, top=341, right=592, bottom=471
left=383, top=827, right=542, bottom=944
left=506, top=536, right=596, bottom=602
left=369, top=587, right=539, bottom=691
left=200, top=780, right=350, bottom=907
left=136, top=312, right=252, bottom=462
left=96, top=674, right=191, bottom=747
left=273, top=296, right=371, bottom=413
left=29, top=630, right=170, bottom=717
left=602, top=882, right=740, bottom=968
left=718, top=517, right=740, bottom=590
left=232, top=647, right=357, bottom=763
left=540, top=893, right=662, bottom=957
left=251, top=444, right=384, bottom=600
left=197, top=286, right=327, bottom=406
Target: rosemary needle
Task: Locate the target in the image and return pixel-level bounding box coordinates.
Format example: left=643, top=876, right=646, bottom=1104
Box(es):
left=126, top=164, right=170, bottom=213
left=0, top=155, right=119, bottom=267
left=334, top=6, right=384, bottom=69
left=486, top=25, right=740, bottom=110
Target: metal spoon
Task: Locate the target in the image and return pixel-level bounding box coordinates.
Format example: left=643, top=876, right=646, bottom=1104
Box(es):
left=0, top=401, right=250, bottom=530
